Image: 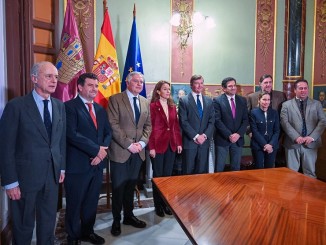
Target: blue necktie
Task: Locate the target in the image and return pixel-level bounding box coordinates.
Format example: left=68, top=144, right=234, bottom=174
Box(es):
left=43, top=100, right=52, bottom=141
left=133, top=97, right=140, bottom=124
left=197, top=95, right=203, bottom=120
left=300, top=100, right=307, bottom=137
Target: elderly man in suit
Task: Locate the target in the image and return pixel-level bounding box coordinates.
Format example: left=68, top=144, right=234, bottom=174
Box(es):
left=0, top=61, right=66, bottom=244
left=214, top=77, right=249, bottom=172
left=281, top=79, right=326, bottom=178
left=178, top=75, right=215, bottom=175
left=108, top=71, right=151, bottom=236
left=64, top=73, right=112, bottom=245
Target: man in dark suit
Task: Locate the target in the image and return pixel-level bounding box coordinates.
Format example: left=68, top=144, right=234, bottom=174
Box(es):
left=108, top=71, right=151, bottom=236
left=0, top=61, right=66, bottom=244
left=247, top=74, right=286, bottom=112
left=214, top=77, right=249, bottom=172
left=178, top=75, right=215, bottom=174
left=281, top=79, right=326, bottom=178
left=64, top=73, right=112, bottom=244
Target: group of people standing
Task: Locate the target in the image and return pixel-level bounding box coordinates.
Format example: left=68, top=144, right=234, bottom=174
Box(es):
left=0, top=61, right=325, bottom=245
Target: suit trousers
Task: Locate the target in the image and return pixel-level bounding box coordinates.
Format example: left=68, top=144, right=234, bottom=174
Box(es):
left=214, top=144, right=242, bottom=172
left=285, top=146, right=318, bottom=178
left=252, top=149, right=277, bottom=169
left=182, top=147, right=209, bottom=175
left=11, top=163, right=58, bottom=245
left=64, top=167, right=103, bottom=240
left=151, top=146, right=176, bottom=208
left=110, top=154, right=142, bottom=221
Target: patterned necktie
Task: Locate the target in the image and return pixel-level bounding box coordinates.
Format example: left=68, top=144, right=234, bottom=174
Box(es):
left=43, top=100, right=52, bottom=141
left=300, top=100, right=307, bottom=137
left=197, top=95, right=203, bottom=120
left=230, top=97, right=236, bottom=119
left=86, top=103, right=97, bottom=129
left=133, top=97, right=140, bottom=124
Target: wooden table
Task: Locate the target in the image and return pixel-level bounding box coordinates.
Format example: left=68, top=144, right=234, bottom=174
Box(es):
left=152, top=168, right=326, bottom=245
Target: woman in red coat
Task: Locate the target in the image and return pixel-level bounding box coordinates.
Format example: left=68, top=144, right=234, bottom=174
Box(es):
left=149, top=80, right=182, bottom=217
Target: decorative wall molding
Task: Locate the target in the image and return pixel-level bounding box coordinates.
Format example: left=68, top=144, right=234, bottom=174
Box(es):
left=313, top=0, right=326, bottom=85
left=171, top=0, right=193, bottom=83
left=255, top=0, right=276, bottom=86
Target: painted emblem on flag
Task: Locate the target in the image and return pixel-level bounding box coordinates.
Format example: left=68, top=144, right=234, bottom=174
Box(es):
left=93, top=55, right=119, bottom=89
left=56, top=33, right=85, bottom=84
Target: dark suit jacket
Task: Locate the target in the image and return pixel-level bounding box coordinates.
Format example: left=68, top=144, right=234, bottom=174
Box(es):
left=247, top=90, right=286, bottom=112
left=108, top=91, right=152, bottom=163
left=178, top=93, right=215, bottom=149
left=0, top=92, right=66, bottom=192
left=65, top=96, right=112, bottom=173
left=148, top=100, right=182, bottom=153
left=214, top=94, right=248, bottom=147
left=281, top=98, right=326, bottom=149
left=249, top=107, right=280, bottom=150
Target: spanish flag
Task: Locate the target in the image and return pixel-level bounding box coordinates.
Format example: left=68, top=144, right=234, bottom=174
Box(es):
left=92, top=7, right=121, bottom=109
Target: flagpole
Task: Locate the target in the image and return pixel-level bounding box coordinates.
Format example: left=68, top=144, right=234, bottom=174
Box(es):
left=133, top=3, right=136, bottom=17
left=103, top=0, right=107, bottom=14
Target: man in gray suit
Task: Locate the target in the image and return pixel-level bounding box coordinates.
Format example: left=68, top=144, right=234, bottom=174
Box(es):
left=108, top=71, right=151, bottom=236
left=281, top=79, right=326, bottom=178
left=178, top=75, right=215, bottom=174
left=0, top=61, right=66, bottom=244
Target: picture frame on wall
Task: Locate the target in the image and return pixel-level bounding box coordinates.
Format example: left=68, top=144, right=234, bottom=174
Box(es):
left=313, top=85, right=326, bottom=110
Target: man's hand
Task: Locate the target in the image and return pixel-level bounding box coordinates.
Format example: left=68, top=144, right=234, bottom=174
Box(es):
left=295, top=136, right=305, bottom=144
left=90, top=156, right=102, bottom=165
left=196, top=134, right=207, bottom=145
left=303, top=136, right=314, bottom=145
left=59, top=172, right=65, bottom=183
left=229, top=133, right=240, bottom=143
left=97, top=146, right=108, bottom=160
left=128, top=143, right=142, bottom=153
left=6, top=186, right=21, bottom=200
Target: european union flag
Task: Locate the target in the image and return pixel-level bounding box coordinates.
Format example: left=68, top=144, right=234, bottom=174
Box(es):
left=121, top=10, right=146, bottom=97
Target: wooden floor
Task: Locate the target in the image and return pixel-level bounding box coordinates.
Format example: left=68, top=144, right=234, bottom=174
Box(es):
left=153, top=168, right=326, bottom=245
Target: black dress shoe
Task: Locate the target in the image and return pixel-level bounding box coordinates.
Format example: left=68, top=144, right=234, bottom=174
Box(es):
left=111, top=220, right=121, bottom=236
left=123, top=216, right=146, bottom=228
left=155, top=206, right=165, bottom=217
left=67, top=239, right=80, bottom=245
left=81, top=233, right=105, bottom=245
left=163, top=205, right=172, bottom=215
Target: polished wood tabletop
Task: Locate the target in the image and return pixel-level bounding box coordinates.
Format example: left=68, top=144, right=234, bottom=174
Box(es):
left=152, top=168, right=326, bottom=245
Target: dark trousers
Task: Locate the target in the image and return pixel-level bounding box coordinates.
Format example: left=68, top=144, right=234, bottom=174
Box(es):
left=110, top=154, right=142, bottom=221
left=182, top=147, right=209, bottom=175
left=252, top=149, right=277, bottom=169
left=151, top=146, right=176, bottom=208
left=214, top=143, right=242, bottom=172
left=11, top=164, right=58, bottom=245
left=64, top=167, right=103, bottom=240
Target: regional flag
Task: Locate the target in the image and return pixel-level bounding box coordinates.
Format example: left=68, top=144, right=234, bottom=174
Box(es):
left=121, top=5, right=146, bottom=97
left=93, top=8, right=121, bottom=109
left=53, top=0, right=85, bottom=102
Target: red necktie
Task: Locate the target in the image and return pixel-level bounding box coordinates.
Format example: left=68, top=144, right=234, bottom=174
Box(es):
left=86, top=103, right=97, bottom=129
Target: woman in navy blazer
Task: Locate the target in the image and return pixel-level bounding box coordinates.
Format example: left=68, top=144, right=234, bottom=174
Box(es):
left=149, top=81, right=182, bottom=217
left=250, top=92, right=280, bottom=168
